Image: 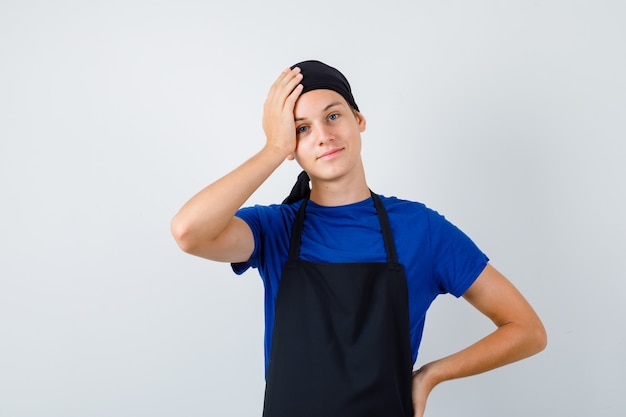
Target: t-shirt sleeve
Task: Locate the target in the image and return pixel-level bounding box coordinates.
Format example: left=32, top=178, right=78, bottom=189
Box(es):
left=428, top=210, right=489, bottom=297
left=231, top=206, right=262, bottom=275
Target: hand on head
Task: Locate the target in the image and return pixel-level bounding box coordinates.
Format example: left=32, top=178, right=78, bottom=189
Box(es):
left=262, top=67, right=303, bottom=160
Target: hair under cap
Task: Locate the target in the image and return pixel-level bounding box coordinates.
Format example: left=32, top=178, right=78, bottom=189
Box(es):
left=290, top=60, right=359, bottom=112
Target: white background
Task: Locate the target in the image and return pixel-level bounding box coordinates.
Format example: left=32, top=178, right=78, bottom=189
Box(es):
left=1, top=1, right=625, bottom=416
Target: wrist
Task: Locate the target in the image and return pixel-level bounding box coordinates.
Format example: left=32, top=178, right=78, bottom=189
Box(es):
left=262, top=142, right=294, bottom=161
left=413, top=361, right=445, bottom=392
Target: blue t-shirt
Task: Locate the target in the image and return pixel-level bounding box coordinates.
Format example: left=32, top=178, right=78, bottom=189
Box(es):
left=233, top=195, right=488, bottom=373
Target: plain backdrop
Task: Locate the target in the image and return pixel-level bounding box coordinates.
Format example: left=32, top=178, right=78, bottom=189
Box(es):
left=1, top=1, right=625, bottom=416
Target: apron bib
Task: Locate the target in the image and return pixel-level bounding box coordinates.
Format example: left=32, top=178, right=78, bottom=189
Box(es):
left=262, top=193, right=413, bottom=417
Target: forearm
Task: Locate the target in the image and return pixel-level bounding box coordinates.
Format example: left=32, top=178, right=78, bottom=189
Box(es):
left=417, top=319, right=546, bottom=389
left=171, top=144, right=288, bottom=250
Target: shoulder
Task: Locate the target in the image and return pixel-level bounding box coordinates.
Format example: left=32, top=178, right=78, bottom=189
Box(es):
left=378, top=194, right=426, bottom=210
left=236, top=201, right=301, bottom=224
left=234, top=200, right=306, bottom=241
left=377, top=194, right=466, bottom=243
left=377, top=194, right=438, bottom=222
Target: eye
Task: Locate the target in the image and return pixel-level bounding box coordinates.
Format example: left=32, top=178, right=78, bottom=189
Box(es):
left=328, top=113, right=339, bottom=121
left=296, top=125, right=308, bottom=134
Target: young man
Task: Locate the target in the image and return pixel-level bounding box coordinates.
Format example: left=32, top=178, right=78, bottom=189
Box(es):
left=171, top=60, right=547, bottom=417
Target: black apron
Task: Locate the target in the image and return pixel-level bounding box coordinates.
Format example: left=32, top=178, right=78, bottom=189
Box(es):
left=262, top=192, right=413, bottom=417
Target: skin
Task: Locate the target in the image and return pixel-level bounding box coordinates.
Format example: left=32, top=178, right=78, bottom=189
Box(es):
left=171, top=67, right=547, bottom=416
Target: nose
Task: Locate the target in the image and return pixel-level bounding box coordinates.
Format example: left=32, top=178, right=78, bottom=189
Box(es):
left=314, top=122, right=334, bottom=146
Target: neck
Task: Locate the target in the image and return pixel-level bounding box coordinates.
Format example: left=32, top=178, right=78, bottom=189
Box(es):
left=308, top=168, right=371, bottom=207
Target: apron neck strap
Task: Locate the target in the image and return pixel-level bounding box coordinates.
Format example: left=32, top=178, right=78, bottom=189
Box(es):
left=288, top=191, right=399, bottom=264
left=371, top=191, right=399, bottom=264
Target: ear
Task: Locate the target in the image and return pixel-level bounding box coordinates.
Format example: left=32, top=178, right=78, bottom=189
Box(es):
left=355, top=111, right=367, bottom=133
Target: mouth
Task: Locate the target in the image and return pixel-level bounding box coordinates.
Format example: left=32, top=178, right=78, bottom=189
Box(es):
left=317, top=148, right=344, bottom=160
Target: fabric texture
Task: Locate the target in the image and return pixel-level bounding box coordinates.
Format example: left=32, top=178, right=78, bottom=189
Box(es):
left=281, top=170, right=310, bottom=204
left=291, top=60, right=359, bottom=111
left=232, top=195, right=489, bottom=374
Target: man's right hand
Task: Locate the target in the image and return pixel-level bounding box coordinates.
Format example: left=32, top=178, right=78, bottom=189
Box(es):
left=262, top=66, right=304, bottom=159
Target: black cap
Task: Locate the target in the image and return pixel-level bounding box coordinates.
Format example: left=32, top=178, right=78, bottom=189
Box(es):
left=290, top=60, right=359, bottom=112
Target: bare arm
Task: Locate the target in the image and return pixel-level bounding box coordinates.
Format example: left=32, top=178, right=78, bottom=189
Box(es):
left=411, top=263, right=547, bottom=416
left=170, top=67, right=304, bottom=262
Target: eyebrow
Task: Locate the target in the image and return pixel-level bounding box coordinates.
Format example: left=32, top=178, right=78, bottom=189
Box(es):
left=294, top=101, right=344, bottom=122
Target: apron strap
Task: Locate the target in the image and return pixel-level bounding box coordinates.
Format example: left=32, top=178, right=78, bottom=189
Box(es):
left=288, top=199, right=308, bottom=261
left=288, top=191, right=399, bottom=264
left=371, top=191, right=399, bottom=264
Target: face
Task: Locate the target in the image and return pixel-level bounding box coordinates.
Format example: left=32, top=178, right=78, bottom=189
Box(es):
left=291, top=89, right=367, bottom=183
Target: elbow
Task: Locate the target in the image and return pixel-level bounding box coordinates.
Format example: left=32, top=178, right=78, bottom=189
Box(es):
left=524, top=317, right=548, bottom=357
left=505, top=316, right=548, bottom=360
left=533, top=320, right=548, bottom=354
left=170, top=214, right=198, bottom=254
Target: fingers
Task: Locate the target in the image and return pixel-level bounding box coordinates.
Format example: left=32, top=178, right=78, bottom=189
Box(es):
left=262, top=67, right=305, bottom=156
left=267, top=67, right=303, bottom=109
left=285, top=82, right=303, bottom=111
left=278, top=66, right=302, bottom=91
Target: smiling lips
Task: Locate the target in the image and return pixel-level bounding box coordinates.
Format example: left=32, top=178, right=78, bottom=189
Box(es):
left=317, top=148, right=344, bottom=160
